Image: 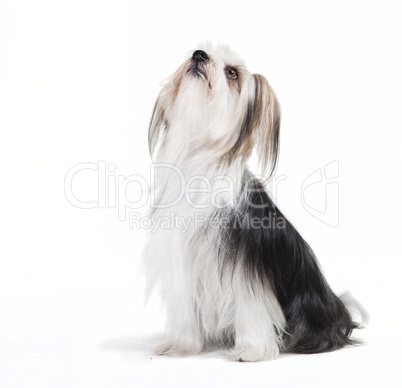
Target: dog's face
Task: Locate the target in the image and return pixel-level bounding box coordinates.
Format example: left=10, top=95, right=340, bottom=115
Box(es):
left=149, top=43, right=280, bottom=176
left=170, top=44, right=250, bottom=131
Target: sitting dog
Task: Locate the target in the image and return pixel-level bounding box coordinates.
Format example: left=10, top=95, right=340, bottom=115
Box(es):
left=144, top=43, right=366, bottom=361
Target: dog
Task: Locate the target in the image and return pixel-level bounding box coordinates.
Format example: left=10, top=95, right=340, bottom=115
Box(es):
left=144, top=43, right=366, bottom=361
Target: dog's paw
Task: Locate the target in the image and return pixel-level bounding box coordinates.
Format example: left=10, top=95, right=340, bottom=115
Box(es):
left=157, top=343, right=177, bottom=356
left=156, top=338, right=203, bottom=357
left=230, top=346, right=279, bottom=362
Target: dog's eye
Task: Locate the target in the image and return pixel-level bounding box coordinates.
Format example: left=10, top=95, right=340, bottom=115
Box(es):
left=225, top=67, right=238, bottom=80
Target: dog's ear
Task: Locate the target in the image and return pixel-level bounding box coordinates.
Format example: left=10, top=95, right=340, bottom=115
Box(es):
left=148, top=96, right=167, bottom=160
left=230, top=74, right=280, bottom=177
left=149, top=61, right=188, bottom=160
left=252, top=74, right=281, bottom=178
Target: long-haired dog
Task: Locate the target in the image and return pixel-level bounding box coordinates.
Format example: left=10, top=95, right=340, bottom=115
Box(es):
left=144, top=43, right=366, bottom=361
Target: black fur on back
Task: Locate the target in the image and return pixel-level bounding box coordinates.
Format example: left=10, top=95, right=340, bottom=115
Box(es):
left=218, top=175, right=359, bottom=354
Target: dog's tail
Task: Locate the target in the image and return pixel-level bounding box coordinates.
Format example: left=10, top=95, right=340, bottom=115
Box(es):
left=339, top=292, right=369, bottom=329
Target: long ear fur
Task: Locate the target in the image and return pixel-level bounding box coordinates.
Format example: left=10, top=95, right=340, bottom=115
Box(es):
left=229, top=74, right=280, bottom=177
left=252, top=74, right=281, bottom=178
left=148, top=97, right=166, bottom=160
left=148, top=60, right=190, bottom=160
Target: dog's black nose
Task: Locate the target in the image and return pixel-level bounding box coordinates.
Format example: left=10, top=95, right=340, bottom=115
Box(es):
left=192, top=50, right=209, bottom=62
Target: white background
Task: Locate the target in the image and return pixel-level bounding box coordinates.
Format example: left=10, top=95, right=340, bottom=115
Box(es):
left=1, top=0, right=402, bottom=387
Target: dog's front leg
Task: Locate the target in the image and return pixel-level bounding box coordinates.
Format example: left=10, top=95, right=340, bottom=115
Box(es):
left=157, top=292, right=204, bottom=357
left=230, top=273, right=285, bottom=362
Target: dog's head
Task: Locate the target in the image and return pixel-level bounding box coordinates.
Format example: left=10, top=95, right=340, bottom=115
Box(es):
left=149, top=43, right=280, bottom=177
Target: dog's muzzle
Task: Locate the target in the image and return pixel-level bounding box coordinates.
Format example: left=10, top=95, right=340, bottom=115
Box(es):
left=188, top=50, right=209, bottom=79
left=192, top=50, right=209, bottom=63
